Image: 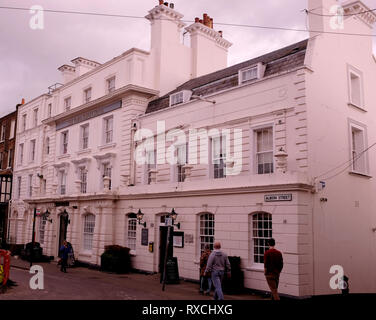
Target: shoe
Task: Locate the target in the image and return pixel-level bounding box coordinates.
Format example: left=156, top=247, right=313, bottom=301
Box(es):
left=205, top=291, right=210, bottom=296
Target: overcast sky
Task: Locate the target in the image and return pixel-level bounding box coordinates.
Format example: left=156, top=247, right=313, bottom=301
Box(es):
left=0, top=0, right=375, bottom=117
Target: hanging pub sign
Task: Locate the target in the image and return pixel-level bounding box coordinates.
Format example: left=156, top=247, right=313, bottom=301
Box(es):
left=264, top=194, right=292, bottom=202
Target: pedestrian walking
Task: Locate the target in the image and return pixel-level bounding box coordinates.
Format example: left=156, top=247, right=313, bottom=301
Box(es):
left=264, top=238, right=283, bottom=300
left=199, top=244, right=212, bottom=295
left=59, top=240, right=70, bottom=273
left=205, top=241, right=231, bottom=300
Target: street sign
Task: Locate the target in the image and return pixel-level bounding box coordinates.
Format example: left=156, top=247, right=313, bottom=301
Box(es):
left=264, top=194, right=292, bottom=202
left=36, top=210, right=41, bottom=216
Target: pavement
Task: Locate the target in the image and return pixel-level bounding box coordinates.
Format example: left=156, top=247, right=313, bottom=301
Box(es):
left=1, top=257, right=266, bottom=300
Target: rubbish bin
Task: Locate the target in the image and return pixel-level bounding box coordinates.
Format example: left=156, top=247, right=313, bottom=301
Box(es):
left=21, top=242, right=43, bottom=262
left=223, top=256, right=244, bottom=294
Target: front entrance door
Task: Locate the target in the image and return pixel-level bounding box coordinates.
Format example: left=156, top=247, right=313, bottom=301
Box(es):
left=58, top=214, right=68, bottom=251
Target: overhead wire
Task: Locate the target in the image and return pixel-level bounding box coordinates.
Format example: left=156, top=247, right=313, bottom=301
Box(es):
left=0, top=6, right=375, bottom=37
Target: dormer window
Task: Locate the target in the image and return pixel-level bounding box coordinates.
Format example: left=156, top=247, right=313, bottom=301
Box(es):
left=169, top=90, right=192, bottom=107
left=239, top=62, right=265, bottom=84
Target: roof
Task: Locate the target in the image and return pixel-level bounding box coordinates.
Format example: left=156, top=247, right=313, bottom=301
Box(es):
left=146, top=39, right=308, bottom=114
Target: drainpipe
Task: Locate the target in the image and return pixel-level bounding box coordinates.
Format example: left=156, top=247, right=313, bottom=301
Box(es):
left=130, top=122, right=137, bottom=186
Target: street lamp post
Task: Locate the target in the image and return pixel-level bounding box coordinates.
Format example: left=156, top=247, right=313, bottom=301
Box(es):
left=162, top=208, right=180, bottom=291
left=30, top=207, right=37, bottom=267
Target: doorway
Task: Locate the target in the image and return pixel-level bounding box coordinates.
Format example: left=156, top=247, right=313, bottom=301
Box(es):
left=58, top=213, right=68, bottom=251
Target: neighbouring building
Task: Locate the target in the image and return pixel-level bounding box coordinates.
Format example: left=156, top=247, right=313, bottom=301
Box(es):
left=0, top=108, right=18, bottom=246
left=10, top=0, right=376, bottom=297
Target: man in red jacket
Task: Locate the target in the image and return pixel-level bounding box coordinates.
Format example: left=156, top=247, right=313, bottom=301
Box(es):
left=264, top=238, right=283, bottom=300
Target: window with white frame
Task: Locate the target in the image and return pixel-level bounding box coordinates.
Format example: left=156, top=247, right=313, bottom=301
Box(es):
left=61, top=131, right=69, bottom=155
left=350, top=123, right=368, bottom=174
left=9, top=120, right=15, bottom=139
left=8, top=148, right=13, bottom=168
left=22, top=114, right=27, bottom=132
left=83, top=214, right=95, bottom=252
left=80, top=167, right=87, bottom=193
left=170, top=91, right=184, bottom=106
left=146, top=149, right=156, bottom=184
left=28, top=174, right=33, bottom=197
left=169, top=90, right=192, bottom=107
left=64, top=97, right=71, bottom=111
left=45, top=137, right=50, bottom=155
left=17, top=176, right=22, bottom=199
left=59, top=171, right=66, bottom=195
left=211, top=135, right=226, bottom=179
left=251, top=212, right=272, bottom=264
left=0, top=124, right=5, bottom=141
left=47, top=103, right=52, bottom=118
left=348, top=67, right=364, bottom=108
left=255, top=127, right=273, bottom=174
left=103, top=116, right=113, bottom=144
left=80, top=124, right=89, bottom=150
left=30, top=139, right=36, bottom=162
left=19, top=143, right=24, bottom=166
left=240, top=66, right=258, bottom=83
left=84, top=87, right=92, bottom=103
left=176, top=143, right=188, bottom=182
left=33, top=108, right=38, bottom=127
left=239, top=63, right=265, bottom=84
left=107, top=77, right=116, bottom=93
left=102, top=163, right=112, bottom=190
left=38, top=215, right=47, bottom=245
left=126, top=213, right=137, bottom=251
left=199, top=213, right=215, bottom=254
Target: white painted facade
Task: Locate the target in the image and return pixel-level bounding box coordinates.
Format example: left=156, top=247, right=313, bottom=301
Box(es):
left=10, top=0, right=376, bottom=297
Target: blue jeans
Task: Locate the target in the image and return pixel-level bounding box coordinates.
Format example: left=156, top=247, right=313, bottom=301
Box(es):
left=211, top=270, right=225, bottom=300
left=200, top=276, right=212, bottom=293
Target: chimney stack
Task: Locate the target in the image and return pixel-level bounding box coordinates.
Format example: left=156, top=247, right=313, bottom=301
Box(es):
left=186, top=12, right=232, bottom=78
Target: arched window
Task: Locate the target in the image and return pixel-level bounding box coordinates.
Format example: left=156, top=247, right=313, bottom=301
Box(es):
left=251, top=212, right=272, bottom=264
left=199, top=213, right=215, bottom=254
left=83, top=214, right=95, bottom=251
left=126, top=213, right=137, bottom=251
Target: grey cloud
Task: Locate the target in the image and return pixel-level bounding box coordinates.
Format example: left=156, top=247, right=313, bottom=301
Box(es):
left=0, top=0, right=374, bottom=117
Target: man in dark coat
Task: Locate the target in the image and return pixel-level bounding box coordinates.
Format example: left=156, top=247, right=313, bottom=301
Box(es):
left=264, top=238, right=283, bottom=300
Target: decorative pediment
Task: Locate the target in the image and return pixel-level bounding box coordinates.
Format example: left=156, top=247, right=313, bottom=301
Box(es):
left=71, top=157, right=92, bottom=173
left=53, top=162, right=70, bottom=176
left=93, top=152, right=116, bottom=170
left=343, top=1, right=376, bottom=27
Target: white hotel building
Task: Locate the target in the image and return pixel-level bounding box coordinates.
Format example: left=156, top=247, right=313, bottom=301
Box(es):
left=10, top=0, right=376, bottom=297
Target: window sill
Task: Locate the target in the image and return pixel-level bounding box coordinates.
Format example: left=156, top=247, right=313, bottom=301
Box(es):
left=130, top=250, right=136, bottom=256
left=348, top=102, right=366, bottom=112
left=79, top=251, right=92, bottom=257
left=349, top=171, right=372, bottom=179
left=246, top=265, right=264, bottom=272
left=77, top=148, right=92, bottom=156
left=99, top=142, right=116, bottom=150
left=58, top=154, right=71, bottom=160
